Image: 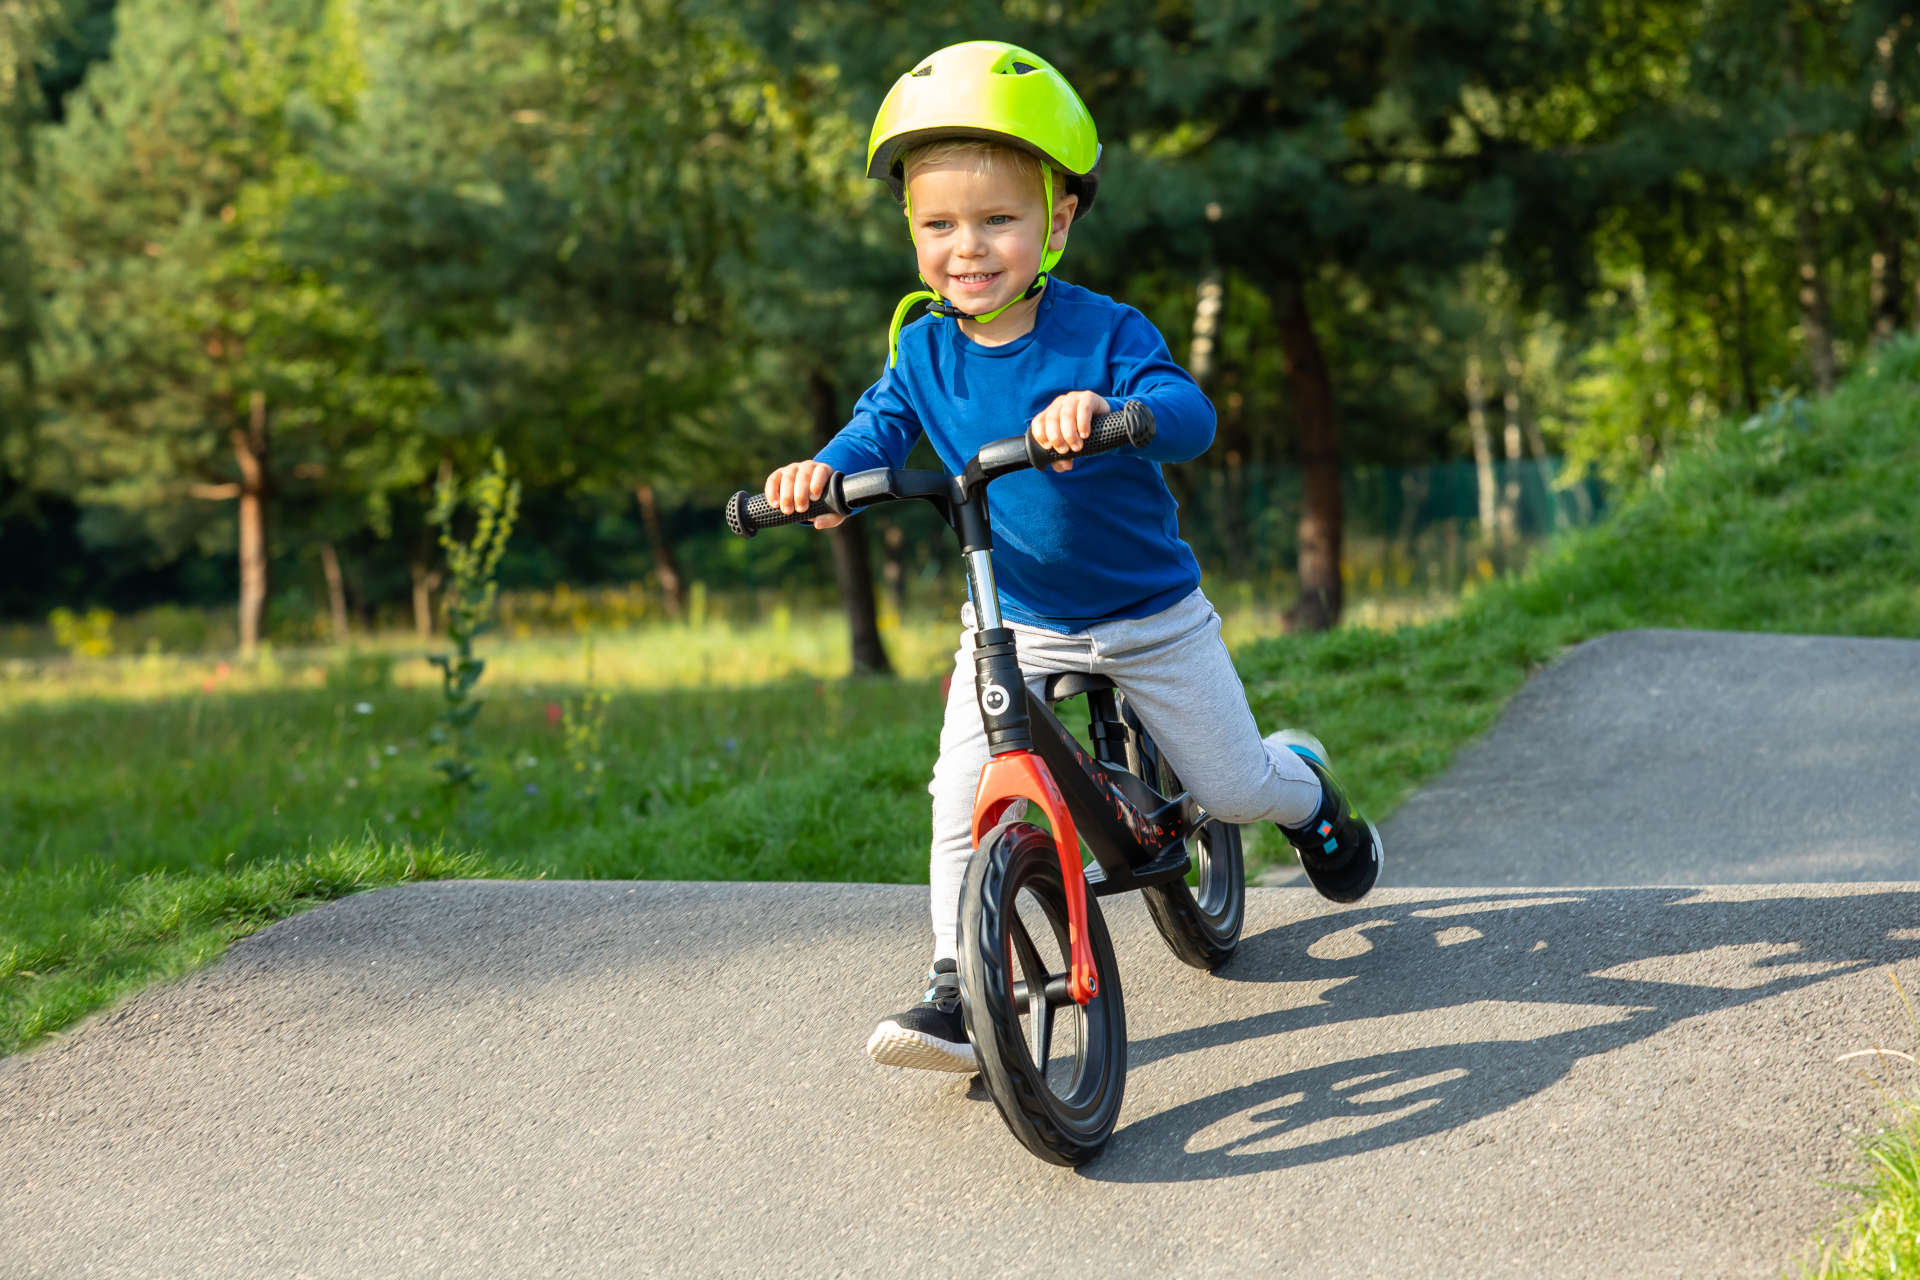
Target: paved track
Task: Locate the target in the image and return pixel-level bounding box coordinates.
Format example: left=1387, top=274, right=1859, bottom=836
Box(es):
left=5, top=628, right=1920, bottom=1278
left=1380, top=628, right=1920, bottom=886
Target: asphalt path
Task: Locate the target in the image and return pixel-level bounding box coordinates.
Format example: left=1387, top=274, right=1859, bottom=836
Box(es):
left=1381, top=628, right=1920, bottom=886
left=5, top=628, right=1920, bottom=1278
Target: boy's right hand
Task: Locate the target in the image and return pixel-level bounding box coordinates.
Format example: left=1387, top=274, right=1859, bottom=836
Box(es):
left=763, top=461, right=844, bottom=529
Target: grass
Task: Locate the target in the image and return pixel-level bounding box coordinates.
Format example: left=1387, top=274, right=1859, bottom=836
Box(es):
left=1807, top=1115, right=1920, bottom=1279
left=1801, top=976, right=1920, bottom=1278
left=3, top=336, right=1920, bottom=1260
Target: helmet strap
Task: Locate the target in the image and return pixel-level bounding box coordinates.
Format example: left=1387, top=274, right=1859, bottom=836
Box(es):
left=887, top=167, right=1061, bottom=367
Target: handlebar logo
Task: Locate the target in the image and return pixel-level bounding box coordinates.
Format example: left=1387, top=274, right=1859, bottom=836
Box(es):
left=981, top=683, right=1011, bottom=716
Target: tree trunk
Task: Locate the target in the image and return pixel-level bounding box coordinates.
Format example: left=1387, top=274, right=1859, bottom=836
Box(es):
left=1869, top=21, right=1909, bottom=339
left=1790, top=166, right=1839, bottom=393
left=882, top=520, right=909, bottom=615
left=1269, top=271, right=1342, bottom=632
left=1731, top=252, right=1758, bottom=414
left=409, top=526, right=441, bottom=639
left=1188, top=270, right=1225, bottom=386
left=232, top=390, right=269, bottom=658
left=1511, top=365, right=1567, bottom=531
left=1499, top=350, right=1524, bottom=551
left=1871, top=238, right=1905, bottom=340
left=1, top=48, right=39, bottom=489
left=1466, top=351, right=1497, bottom=549
left=634, top=482, right=687, bottom=619
left=1782, top=16, right=1838, bottom=393
left=806, top=368, right=892, bottom=675
left=319, top=541, right=349, bottom=642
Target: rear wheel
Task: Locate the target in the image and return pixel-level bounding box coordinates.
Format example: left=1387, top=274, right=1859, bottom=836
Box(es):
left=959, top=820, right=1126, bottom=1166
left=1129, top=716, right=1245, bottom=970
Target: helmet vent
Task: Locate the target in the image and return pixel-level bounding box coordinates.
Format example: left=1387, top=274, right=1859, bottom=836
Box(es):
left=1008, top=60, right=1039, bottom=74
left=910, top=63, right=933, bottom=77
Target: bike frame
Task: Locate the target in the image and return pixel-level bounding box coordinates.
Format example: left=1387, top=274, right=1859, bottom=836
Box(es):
left=728, top=407, right=1206, bottom=1007
left=952, top=475, right=1207, bottom=1008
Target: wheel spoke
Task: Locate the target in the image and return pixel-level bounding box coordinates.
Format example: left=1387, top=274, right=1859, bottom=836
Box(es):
left=1007, top=906, right=1049, bottom=990
left=1031, top=996, right=1054, bottom=1066
left=1008, top=911, right=1059, bottom=1066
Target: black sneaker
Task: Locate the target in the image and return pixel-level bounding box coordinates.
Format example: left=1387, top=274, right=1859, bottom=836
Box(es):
left=1269, top=729, right=1384, bottom=903
left=865, top=959, right=976, bottom=1072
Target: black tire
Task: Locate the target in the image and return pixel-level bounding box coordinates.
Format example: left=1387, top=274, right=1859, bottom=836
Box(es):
left=1129, top=715, right=1245, bottom=970
left=958, top=820, right=1126, bottom=1166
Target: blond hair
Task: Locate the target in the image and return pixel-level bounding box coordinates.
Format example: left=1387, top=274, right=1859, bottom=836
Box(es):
left=898, top=138, right=1055, bottom=206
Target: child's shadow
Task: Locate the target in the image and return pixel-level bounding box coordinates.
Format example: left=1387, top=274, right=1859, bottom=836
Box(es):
left=1084, top=888, right=1920, bottom=1182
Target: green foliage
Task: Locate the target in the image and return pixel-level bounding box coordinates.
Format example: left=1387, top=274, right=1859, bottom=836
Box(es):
left=426, top=449, right=521, bottom=802
left=0, top=656, right=942, bottom=1052
left=46, top=604, right=113, bottom=657
left=559, top=633, right=612, bottom=816
left=8, top=0, right=1920, bottom=645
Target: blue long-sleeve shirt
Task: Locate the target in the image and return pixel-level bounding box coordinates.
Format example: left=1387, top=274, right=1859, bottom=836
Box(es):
left=815, top=278, right=1215, bottom=632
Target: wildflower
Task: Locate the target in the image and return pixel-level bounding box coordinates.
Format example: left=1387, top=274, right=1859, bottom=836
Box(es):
left=722, top=737, right=739, bottom=752
left=345, top=777, right=359, bottom=789
left=525, top=783, right=539, bottom=795
left=546, top=702, right=563, bottom=726
left=354, top=701, right=374, bottom=715
left=383, top=744, right=398, bottom=756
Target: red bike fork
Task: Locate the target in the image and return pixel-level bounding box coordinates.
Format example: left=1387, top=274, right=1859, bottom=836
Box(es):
left=970, top=749, right=1098, bottom=1005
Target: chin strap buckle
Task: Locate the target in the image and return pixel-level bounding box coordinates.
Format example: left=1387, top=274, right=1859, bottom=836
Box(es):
left=890, top=274, right=1050, bottom=362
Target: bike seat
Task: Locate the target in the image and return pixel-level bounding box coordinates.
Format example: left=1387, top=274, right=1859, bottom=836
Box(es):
left=1043, top=672, right=1115, bottom=702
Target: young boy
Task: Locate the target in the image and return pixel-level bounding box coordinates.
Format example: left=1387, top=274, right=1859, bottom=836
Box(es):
left=761, top=41, right=1383, bottom=1073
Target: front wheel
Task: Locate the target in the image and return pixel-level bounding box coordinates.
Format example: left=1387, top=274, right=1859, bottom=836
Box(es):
left=959, top=820, right=1126, bottom=1166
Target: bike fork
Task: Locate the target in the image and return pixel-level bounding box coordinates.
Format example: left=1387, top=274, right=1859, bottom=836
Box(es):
left=961, top=544, right=1098, bottom=1005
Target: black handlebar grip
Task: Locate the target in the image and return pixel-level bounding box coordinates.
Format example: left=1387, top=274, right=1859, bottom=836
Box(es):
left=1089, top=399, right=1156, bottom=452
left=725, top=489, right=837, bottom=538
left=1024, top=399, right=1157, bottom=469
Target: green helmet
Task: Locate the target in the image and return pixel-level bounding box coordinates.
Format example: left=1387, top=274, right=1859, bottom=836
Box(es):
left=867, top=40, right=1102, bottom=220
left=868, top=41, right=1102, bottom=363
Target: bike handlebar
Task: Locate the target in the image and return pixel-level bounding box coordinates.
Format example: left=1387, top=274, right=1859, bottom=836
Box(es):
left=724, top=400, right=1155, bottom=538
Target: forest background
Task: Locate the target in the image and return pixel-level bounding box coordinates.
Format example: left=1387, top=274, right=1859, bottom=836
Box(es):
left=0, top=0, right=1915, bottom=669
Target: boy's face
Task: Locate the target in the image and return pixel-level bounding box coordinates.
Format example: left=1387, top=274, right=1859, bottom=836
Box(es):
left=905, top=153, right=1075, bottom=321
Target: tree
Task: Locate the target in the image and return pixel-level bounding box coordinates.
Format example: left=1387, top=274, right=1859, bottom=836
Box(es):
left=721, top=1, right=1621, bottom=630
left=558, top=0, right=901, bottom=672
left=32, top=0, right=392, bottom=655
left=0, top=0, right=66, bottom=492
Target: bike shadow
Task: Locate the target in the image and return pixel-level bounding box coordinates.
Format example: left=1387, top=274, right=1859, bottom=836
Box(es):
left=1085, top=887, right=1920, bottom=1183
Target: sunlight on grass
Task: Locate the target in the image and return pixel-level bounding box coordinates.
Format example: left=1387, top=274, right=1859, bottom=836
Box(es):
left=0, top=590, right=1458, bottom=711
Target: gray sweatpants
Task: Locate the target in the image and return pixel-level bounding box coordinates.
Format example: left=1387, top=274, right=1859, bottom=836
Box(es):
left=926, top=586, right=1321, bottom=963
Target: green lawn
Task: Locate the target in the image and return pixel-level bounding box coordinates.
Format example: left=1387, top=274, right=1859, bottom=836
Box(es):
left=4, top=336, right=1920, bottom=1272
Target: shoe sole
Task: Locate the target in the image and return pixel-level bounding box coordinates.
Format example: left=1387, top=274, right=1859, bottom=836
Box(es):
left=1353, top=818, right=1387, bottom=899
left=865, top=1021, right=978, bottom=1073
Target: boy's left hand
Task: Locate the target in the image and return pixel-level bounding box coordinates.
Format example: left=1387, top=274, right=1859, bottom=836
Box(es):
left=1029, top=390, right=1111, bottom=473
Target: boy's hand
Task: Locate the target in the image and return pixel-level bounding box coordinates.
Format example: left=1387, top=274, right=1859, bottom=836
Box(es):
left=763, top=461, right=844, bottom=529
left=1030, top=390, right=1111, bottom=472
